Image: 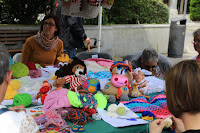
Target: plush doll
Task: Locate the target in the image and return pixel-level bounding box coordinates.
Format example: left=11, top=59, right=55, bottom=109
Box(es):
left=4, top=79, right=21, bottom=100
left=53, top=57, right=88, bottom=94
left=131, top=70, right=151, bottom=97
left=57, top=51, right=71, bottom=67
left=36, top=81, right=52, bottom=103
left=103, top=61, right=133, bottom=103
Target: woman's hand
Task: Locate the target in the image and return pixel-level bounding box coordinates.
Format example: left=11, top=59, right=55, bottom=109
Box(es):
left=149, top=119, right=168, bottom=133
left=172, top=116, right=185, bottom=133
left=9, top=104, right=26, bottom=112
left=83, top=37, right=91, bottom=45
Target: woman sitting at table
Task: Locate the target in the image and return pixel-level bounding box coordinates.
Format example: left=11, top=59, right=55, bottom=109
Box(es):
left=149, top=60, right=200, bottom=133
left=123, top=48, right=172, bottom=79
left=21, top=14, right=63, bottom=67
left=0, top=47, right=39, bottom=133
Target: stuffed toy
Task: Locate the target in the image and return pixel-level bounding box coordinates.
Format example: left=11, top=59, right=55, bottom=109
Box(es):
left=10, top=63, right=29, bottom=78
left=36, top=81, right=52, bottom=103
left=131, top=70, right=151, bottom=97
left=103, top=61, right=133, bottom=103
left=4, top=79, right=21, bottom=100
left=53, top=57, right=88, bottom=94
left=26, top=62, right=42, bottom=78
left=57, top=51, right=71, bottom=67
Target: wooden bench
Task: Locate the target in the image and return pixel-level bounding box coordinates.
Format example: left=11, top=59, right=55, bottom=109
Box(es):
left=0, top=30, right=38, bottom=53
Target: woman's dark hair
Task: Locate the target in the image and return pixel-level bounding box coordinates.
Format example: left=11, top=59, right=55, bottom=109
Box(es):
left=40, top=14, right=61, bottom=36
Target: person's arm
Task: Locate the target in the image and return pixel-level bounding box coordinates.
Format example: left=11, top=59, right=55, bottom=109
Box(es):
left=54, top=40, right=63, bottom=65
left=20, top=37, right=32, bottom=64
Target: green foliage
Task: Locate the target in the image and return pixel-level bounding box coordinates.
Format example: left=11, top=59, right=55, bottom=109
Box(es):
left=0, top=0, right=50, bottom=24
left=84, top=0, right=169, bottom=25
left=190, top=0, right=200, bottom=21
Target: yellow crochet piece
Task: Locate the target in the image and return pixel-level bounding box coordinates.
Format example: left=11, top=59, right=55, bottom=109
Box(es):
left=51, top=76, right=57, bottom=80
left=4, top=79, right=21, bottom=100
left=142, top=116, right=153, bottom=121
left=57, top=53, right=70, bottom=63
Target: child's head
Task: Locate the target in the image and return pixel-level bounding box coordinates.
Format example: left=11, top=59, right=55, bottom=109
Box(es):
left=165, top=60, right=200, bottom=118
left=0, top=47, right=12, bottom=102
left=193, top=29, right=200, bottom=54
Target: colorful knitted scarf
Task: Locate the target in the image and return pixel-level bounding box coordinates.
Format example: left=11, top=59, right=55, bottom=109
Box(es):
left=120, top=94, right=171, bottom=119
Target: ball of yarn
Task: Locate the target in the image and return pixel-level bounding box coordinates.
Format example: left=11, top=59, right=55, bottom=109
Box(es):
left=107, top=104, right=118, bottom=112
left=165, top=119, right=172, bottom=128
left=9, top=79, right=21, bottom=90
left=26, top=62, right=37, bottom=70
left=4, top=80, right=21, bottom=100
left=82, top=78, right=100, bottom=93
left=13, top=93, right=32, bottom=107
left=10, top=63, right=29, bottom=78
left=116, top=107, right=126, bottom=116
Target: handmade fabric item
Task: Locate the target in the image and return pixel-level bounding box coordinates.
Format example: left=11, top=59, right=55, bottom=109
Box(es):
left=29, top=69, right=42, bottom=78
left=101, top=0, right=114, bottom=9
left=36, top=31, right=58, bottom=51
left=13, top=93, right=32, bottom=107
left=34, top=108, right=68, bottom=129
left=67, top=91, right=107, bottom=109
left=66, top=109, right=92, bottom=125
left=43, top=89, right=71, bottom=112
left=4, top=79, right=21, bottom=100
left=103, top=61, right=132, bottom=103
left=120, top=94, right=171, bottom=119
left=82, top=78, right=100, bottom=93
left=87, top=71, right=111, bottom=79
left=10, top=62, right=29, bottom=78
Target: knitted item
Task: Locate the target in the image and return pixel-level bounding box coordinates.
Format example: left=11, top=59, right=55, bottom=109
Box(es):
left=94, top=91, right=107, bottom=109
left=13, top=93, right=32, bottom=107
left=10, top=63, right=29, bottom=78
left=79, top=93, right=97, bottom=109
left=120, top=94, right=171, bottom=119
left=26, top=62, right=37, bottom=70
left=4, top=79, right=21, bottom=100
left=66, top=109, right=92, bottom=125
left=101, top=0, right=114, bottom=9
left=110, top=61, right=132, bottom=72
left=83, top=108, right=97, bottom=116
left=43, top=89, right=71, bottom=112
left=34, top=109, right=68, bottom=128
left=82, top=78, right=100, bottom=94
left=67, top=90, right=81, bottom=108
left=61, top=0, right=80, bottom=16
left=29, top=69, right=42, bottom=78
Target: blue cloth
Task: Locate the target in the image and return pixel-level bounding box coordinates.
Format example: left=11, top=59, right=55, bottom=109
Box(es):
left=87, top=71, right=111, bottom=79
left=65, top=48, right=76, bottom=59
left=10, top=57, right=13, bottom=66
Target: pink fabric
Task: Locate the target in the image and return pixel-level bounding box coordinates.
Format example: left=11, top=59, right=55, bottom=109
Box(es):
left=43, top=89, right=71, bottom=112
left=29, top=69, right=42, bottom=78
left=84, top=58, right=114, bottom=67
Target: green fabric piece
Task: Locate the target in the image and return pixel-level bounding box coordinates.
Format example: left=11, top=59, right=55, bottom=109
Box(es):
left=67, top=90, right=81, bottom=108
left=94, top=91, right=107, bottom=109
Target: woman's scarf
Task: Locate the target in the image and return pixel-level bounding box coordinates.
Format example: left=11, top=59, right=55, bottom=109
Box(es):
left=35, top=31, right=58, bottom=50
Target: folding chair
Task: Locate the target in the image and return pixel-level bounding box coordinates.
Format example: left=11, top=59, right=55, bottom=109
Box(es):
left=12, top=53, right=22, bottom=63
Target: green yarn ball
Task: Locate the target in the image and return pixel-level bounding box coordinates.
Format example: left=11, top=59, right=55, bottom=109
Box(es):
left=13, top=93, right=32, bottom=107
left=10, top=63, right=29, bottom=78
left=116, top=107, right=126, bottom=116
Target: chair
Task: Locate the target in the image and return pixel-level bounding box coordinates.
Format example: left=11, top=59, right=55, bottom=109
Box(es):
left=76, top=52, right=112, bottom=60
left=12, top=53, right=22, bottom=63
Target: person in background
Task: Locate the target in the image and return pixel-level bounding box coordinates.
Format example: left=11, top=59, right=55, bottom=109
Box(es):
left=123, top=48, right=172, bottom=79
left=56, top=3, right=91, bottom=59
left=192, top=29, right=200, bottom=61
left=149, top=60, right=200, bottom=133
left=0, top=47, right=39, bottom=133
left=21, top=14, right=63, bottom=67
